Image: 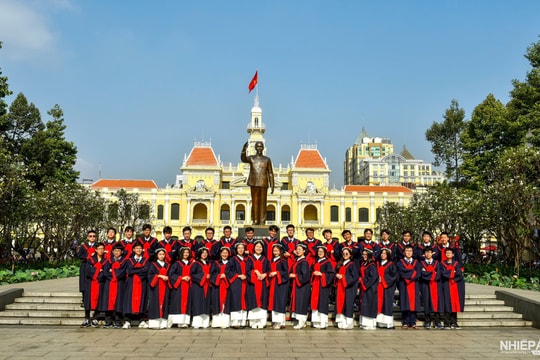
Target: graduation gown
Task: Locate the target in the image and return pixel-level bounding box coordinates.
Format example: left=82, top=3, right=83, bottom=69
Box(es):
left=194, top=240, right=217, bottom=260
left=290, top=257, right=311, bottom=316
left=178, top=239, right=197, bottom=259
left=190, top=260, right=212, bottom=316
left=225, top=255, right=247, bottom=312
left=103, top=241, right=117, bottom=261
left=440, top=259, right=465, bottom=313
left=78, top=242, right=96, bottom=292
left=322, top=240, right=339, bottom=267
left=268, top=257, right=289, bottom=314
left=334, top=241, right=359, bottom=263
left=211, top=238, right=236, bottom=259
left=98, top=255, right=126, bottom=313
left=120, top=240, right=135, bottom=258
left=335, top=260, right=359, bottom=318
left=210, top=260, right=230, bottom=314
left=378, top=241, right=397, bottom=262
left=157, top=239, right=180, bottom=264
left=263, top=238, right=279, bottom=258
left=377, top=260, right=398, bottom=316
left=359, top=260, right=378, bottom=318
left=397, top=258, right=420, bottom=312
left=138, top=236, right=158, bottom=261
left=123, top=256, right=149, bottom=315
left=310, top=258, right=334, bottom=315
left=358, top=241, right=381, bottom=262
left=302, top=239, right=322, bottom=266
left=168, top=260, right=193, bottom=315
left=147, top=261, right=170, bottom=319
left=419, top=259, right=442, bottom=314
left=83, top=254, right=107, bottom=311
left=279, top=237, right=299, bottom=269
left=246, top=255, right=270, bottom=311
left=415, top=243, right=439, bottom=261
left=395, top=242, right=415, bottom=262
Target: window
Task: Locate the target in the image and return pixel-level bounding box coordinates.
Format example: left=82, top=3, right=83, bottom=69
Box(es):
left=157, top=205, right=164, bottom=220
left=345, top=207, right=351, bottom=222
left=281, top=210, right=290, bottom=222
left=220, top=209, right=230, bottom=221
left=330, top=205, right=339, bottom=222
left=281, top=183, right=289, bottom=190
left=359, top=207, right=369, bottom=222
left=236, top=209, right=245, bottom=220
left=171, top=203, right=180, bottom=220
left=222, top=181, right=230, bottom=189
left=266, top=210, right=275, bottom=221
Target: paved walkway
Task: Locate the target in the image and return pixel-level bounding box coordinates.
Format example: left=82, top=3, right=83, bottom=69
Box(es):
left=1, top=278, right=540, bottom=359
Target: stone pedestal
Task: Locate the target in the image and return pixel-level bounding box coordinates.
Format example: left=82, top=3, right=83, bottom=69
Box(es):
left=237, top=225, right=268, bottom=240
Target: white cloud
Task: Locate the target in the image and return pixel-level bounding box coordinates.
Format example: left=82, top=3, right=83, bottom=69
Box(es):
left=0, top=0, right=58, bottom=61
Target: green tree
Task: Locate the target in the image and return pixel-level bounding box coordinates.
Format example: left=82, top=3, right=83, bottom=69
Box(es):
left=425, top=99, right=466, bottom=184
left=507, top=37, right=540, bottom=148
left=461, top=94, right=508, bottom=186
left=107, top=189, right=151, bottom=235
left=0, top=42, right=12, bottom=119
left=23, top=105, right=79, bottom=190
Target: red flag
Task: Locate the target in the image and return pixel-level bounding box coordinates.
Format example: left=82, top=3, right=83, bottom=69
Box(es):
left=248, top=71, right=258, bottom=93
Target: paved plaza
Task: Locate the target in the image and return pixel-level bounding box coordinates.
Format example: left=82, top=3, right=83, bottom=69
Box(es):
left=1, top=278, right=540, bottom=359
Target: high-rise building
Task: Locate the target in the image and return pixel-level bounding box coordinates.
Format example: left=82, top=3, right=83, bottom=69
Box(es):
left=344, top=129, right=445, bottom=190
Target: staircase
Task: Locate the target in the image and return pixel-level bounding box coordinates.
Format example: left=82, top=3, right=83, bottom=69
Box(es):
left=0, top=291, right=533, bottom=327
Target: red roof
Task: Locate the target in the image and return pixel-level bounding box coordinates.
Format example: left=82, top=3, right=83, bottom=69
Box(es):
left=343, top=185, right=413, bottom=193
left=185, top=146, right=219, bottom=166
left=90, top=179, right=158, bottom=190
left=294, top=149, right=327, bottom=169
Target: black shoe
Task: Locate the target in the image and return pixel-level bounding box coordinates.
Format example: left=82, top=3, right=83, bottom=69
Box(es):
left=102, top=322, right=113, bottom=329
left=113, top=322, right=121, bottom=329
left=91, top=319, right=99, bottom=328
left=80, top=319, right=91, bottom=328
left=453, top=323, right=461, bottom=330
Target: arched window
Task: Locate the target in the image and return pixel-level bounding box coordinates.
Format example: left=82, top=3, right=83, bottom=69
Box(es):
left=193, top=203, right=208, bottom=221
left=220, top=204, right=230, bottom=221
left=281, top=205, right=291, bottom=222
left=157, top=205, right=164, bottom=220
left=171, top=203, right=180, bottom=220
left=303, top=205, right=318, bottom=222
left=236, top=204, right=245, bottom=221
left=359, top=207, right=369, bottom=222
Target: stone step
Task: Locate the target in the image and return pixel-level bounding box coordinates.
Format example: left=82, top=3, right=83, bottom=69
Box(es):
left=464, top=294, right=497, bottom=300
left=464, top=299, right=505, bottom=305
left=393, top=311, right=524, bottom=320
left=0, top=317, right=82, bottom=326
left=0, top=310, right=84, bottom=318
left=14, top=297, right=81, bottom=304
left=6, top=303, right=84, bottom=311
left=23, top=292, right=81, bottom=298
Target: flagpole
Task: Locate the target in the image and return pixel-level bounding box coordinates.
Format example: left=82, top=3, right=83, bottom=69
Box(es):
left=256, top=69, right=259, bottom=98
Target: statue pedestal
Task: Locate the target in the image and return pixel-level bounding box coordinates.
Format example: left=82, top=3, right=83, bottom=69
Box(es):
left=237, top=225, right=268, bottom=241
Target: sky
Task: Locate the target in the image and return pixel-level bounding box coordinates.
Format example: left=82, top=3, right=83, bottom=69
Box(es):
left=1, top=0, right=539, bottom=188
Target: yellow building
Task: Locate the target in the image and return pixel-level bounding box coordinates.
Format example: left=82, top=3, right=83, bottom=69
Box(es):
left=91, top=98, right=413, bottom=240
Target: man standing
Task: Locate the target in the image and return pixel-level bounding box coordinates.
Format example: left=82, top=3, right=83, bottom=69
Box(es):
left=241, top=141, right=274, bottom=225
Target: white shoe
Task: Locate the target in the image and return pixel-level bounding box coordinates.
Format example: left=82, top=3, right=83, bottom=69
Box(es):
left=122, top=322, right=131, bottom=329
left=293, top=321, right=306, bottom=330
left=138, top=321, right=149, bottom=328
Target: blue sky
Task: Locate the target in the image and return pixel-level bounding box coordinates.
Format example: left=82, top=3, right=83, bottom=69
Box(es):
left=1, top=0, right=539, bottom=187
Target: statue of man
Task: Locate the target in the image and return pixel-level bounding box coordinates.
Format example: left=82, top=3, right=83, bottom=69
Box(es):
left=241, top=141, right=274, bottom=225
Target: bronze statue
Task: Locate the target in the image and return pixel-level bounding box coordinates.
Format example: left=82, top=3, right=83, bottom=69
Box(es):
left=241, top=141, right=274, bottom=225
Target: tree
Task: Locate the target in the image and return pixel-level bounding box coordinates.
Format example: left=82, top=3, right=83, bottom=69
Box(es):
left=107, top=189, right=151, bottom=235
left=35, top=181, right=106, bottom=262
left=0, top=93, right=43, bottom=156
left=507, top=37, right=540, bottom=148
left=0, top=42, right=12, bottom=119
left=483, top=145, right=540, bottom=274
left=461, top=94, right=508, bottom=186
left=425, top=99, right=466, bottom=184
left=23, top=105, right=79, bottom=190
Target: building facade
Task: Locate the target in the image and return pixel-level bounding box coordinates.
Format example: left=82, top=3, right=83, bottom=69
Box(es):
left=91, top=98, right=414, bottom=240
left=344, top=129, right=445, bottom=190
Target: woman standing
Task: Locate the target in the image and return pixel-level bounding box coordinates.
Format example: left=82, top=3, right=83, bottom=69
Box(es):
left=147, top=248, right=169, bottom=329
left=310, top=246, right=335, bottom=329
left=289, top=243, right=312, bottom=329
left=359, top=249, right=378, bottom=330
left=226, top=242, right=248, bottom=328
left=191, top=247, right=212, bottom=329
left=268, top=243, right=289, bottom=329
left=376, top=248, right=398, bottom=329
left=246, top=240, right=270, bottom=329
left=210, top=247, right=231, bottom=328
left=168, top=247, right=193, bottom=328
left=334, top=247, right=359, bottom=329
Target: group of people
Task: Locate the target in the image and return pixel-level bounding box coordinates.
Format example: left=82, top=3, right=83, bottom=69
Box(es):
left=78, top=224, right=465, bottom=330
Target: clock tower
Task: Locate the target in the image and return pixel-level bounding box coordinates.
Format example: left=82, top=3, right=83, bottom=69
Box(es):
left=246, top=95, right=266, bottom=156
